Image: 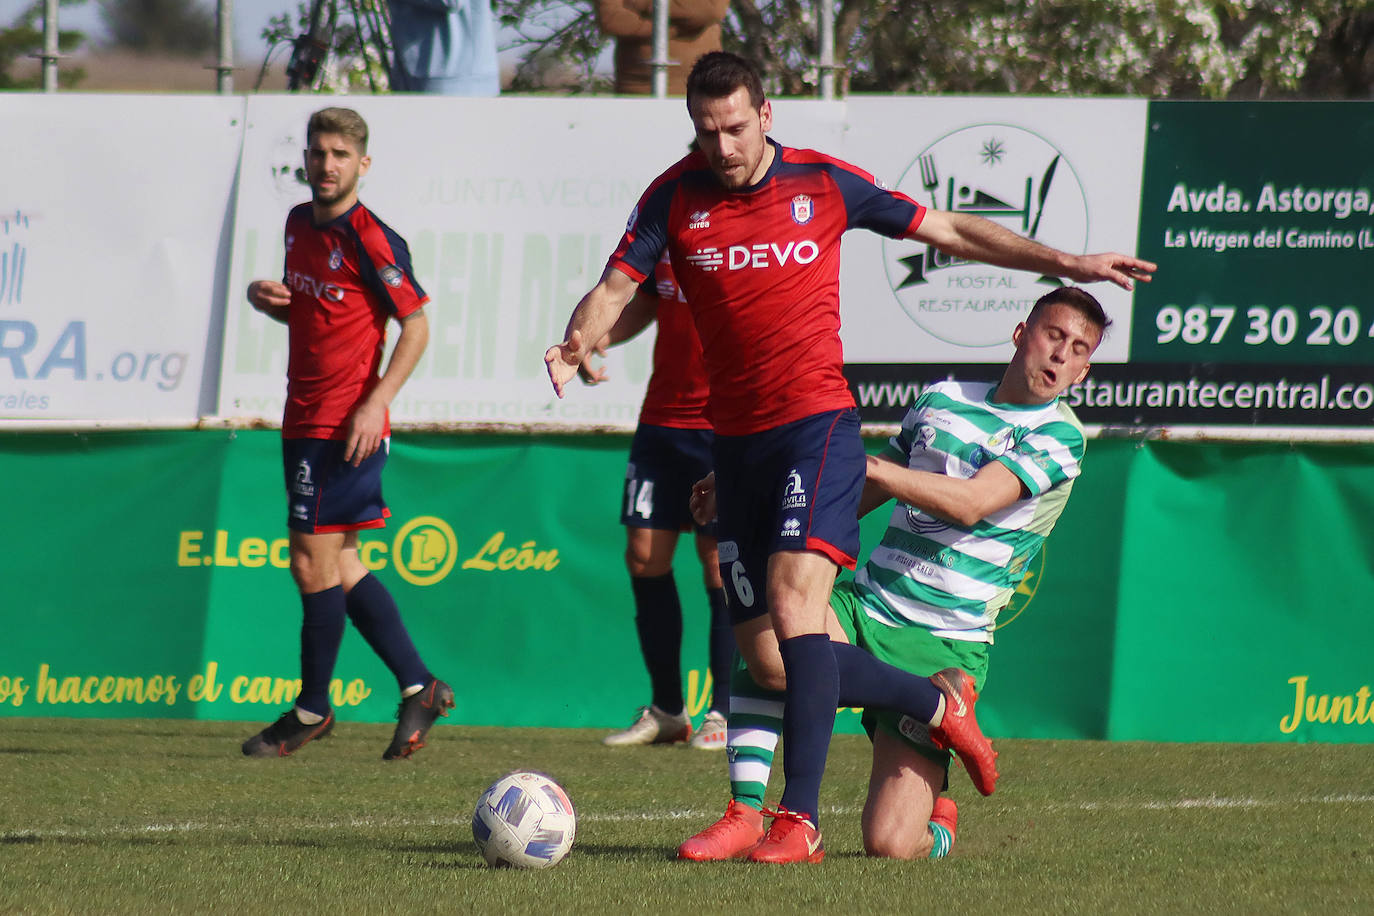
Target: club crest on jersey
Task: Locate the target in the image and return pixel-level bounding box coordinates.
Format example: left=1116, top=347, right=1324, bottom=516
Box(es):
left=380, top=264, right=404, bottom=288
left=905, top=505, right=949, bottom=536
left=790, top=194, right=814, bottom=225
left=983, top=427, right=1017, bottom=456
left=328, top=247, right=343, bottom=270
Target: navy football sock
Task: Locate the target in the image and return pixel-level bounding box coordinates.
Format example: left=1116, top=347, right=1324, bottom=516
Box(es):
left=297, top=585, right=346, bottom=716
left=706, top=586, right=733, bottom=715
left=778, top=633, right=839, bottom=826
left=832, top=639, right=942, bottom=724
left=631, top=572, right=684, bottom=714
left=345, top=574, right=430, bottom=689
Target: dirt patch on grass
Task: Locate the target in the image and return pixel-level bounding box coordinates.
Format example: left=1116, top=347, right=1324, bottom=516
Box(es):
left=15, top=49, right=290, bottom=93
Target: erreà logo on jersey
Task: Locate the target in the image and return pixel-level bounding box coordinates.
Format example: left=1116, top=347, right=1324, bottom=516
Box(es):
left=881, top=124, right=1088, bottom=348
left=684, top=240, right=821, bottom=273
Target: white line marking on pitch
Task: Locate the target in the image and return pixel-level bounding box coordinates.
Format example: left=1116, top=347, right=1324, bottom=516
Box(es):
left=6, top=794, right=1374, bottom=842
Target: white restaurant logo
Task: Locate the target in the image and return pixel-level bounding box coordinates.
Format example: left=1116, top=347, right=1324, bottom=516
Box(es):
left=882, top=124, right=1089, bottom=348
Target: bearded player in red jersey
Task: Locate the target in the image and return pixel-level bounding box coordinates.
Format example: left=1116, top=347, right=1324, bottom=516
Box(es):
left=579, top=253, right=735, bottom=751
left=547, top=52, right=1155, bottom=863
left=243, top=107, right=454, bottom=761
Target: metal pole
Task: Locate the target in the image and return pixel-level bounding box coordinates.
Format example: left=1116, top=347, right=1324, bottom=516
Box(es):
left=41, top=0, right=59, bottom=92
left=216, top=0, right=235, bottom=93
left=818, top=0, right=835, bottom=100
left=651, top=0, right=669, bottom=98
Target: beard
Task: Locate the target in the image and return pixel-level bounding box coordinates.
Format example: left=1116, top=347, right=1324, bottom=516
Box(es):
left=711, top=162, right=750, bottom=190
left=310, top=175, right=356, bottom=206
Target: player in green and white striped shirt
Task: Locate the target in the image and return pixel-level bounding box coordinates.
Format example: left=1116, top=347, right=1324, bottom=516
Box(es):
left=679, top=286, right=1110, bottom=862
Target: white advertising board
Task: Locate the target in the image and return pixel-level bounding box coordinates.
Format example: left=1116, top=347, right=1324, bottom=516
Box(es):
left=218, top=96, right=848, bottom=431
left=836, top=97, right=1148, bottom=365
left=0, top=93, right=1147, bottom=431
left=0, top=95, right=246, bottom=424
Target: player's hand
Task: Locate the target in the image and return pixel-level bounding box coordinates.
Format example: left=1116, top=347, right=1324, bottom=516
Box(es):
left=689, top=472, right=717, bottom=527
left=577, top=338, right=611, bottom=385
left=344, top=399, right=386, bottom=466
left=545, top=329, right=587, bottom=398
left=247, top=279, right=291, bottom=312
left=1066, top=253, right=1157, bottom=291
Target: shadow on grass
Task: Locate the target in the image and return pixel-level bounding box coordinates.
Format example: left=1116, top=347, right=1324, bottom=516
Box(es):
left=395, top=840, right=673, bottom=864
left=0, top=835, right=171, bottom=846
left=0, top=747, right=74, bottom=755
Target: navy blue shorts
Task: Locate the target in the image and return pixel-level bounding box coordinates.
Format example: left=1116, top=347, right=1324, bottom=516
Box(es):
left=711, top=408, right=865, bottom=624
left=621, top=424, right=715, bottom=533
left=282, top=437, right=390, bottom=534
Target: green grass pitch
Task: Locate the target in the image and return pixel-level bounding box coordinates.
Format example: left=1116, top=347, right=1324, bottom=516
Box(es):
left=1, top=718, right=1372, bottom=914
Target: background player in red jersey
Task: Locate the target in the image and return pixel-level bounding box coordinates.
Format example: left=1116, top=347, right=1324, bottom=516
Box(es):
left=243, top=107, right=454, bottom=761
left=579, top=254, right=735, bottom=751
left=547, top=52, right=1155, bottom=862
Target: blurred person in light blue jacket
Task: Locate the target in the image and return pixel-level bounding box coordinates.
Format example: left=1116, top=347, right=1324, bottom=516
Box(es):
left=388, top=0, right=500, bottom=95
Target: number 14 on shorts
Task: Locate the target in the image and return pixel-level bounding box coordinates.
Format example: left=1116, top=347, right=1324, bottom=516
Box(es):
left=626, top=479, right=654, bottom=519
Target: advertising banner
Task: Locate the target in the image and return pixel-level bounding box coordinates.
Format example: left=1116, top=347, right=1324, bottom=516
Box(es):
left=218, top=96, right=847, bottom=432
left=1107, top=440, right=1374, bottom=742
left=1113, top=101, right=1374, bottom=428
left=0, top=96, right=245, bottom=424
left=836, top=97, right=1148, bottom=367
left=3, top=430, right=1368, bottom=744
left=2, top=95, right=1368, bottom=432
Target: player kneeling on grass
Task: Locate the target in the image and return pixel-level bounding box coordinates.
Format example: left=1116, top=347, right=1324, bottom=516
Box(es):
left=678, top=286, right=1108, bottom=861
left=242, top=107, right=454, bottom=761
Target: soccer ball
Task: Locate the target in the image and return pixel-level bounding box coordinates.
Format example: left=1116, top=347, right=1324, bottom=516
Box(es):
left=471, top=771, right=576, bottom=869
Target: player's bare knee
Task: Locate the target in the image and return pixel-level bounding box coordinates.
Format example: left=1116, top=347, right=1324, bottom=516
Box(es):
left=742, top=653, right=786, bottom=691
left=863, top=829, right=929, bottom=860
left=624, top=549, right=671, bottom=578
left=289, top=548, right=336, bottom=593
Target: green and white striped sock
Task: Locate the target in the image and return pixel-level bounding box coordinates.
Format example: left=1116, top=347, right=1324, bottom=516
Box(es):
left=726, top=659, right=783, bottom=811
left=928, top=820, right=954, bottom=859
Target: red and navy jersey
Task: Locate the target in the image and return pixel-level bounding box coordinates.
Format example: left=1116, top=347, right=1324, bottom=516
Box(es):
left=280, top=201, right=428, bottom=440
left=610, top=138, right=925, bottom=436
left=641, top=254, right=711, bottom=429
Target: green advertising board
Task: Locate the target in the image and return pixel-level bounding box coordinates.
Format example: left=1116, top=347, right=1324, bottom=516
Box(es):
left=1134, top=103, right=1374, bottom=366
left=1110, top=101, right=1374, bottom=427
left=3, top=430, right=1371, bottom=744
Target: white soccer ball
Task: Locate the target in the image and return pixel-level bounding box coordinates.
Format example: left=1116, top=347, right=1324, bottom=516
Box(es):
left=471, top=770, right=576, bottom=869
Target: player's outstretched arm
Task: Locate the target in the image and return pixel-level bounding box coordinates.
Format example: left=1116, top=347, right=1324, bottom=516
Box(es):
left=247, top=279, right=291, bottom=324
left=865, top=453, right=1023, bottom=528
left=546, top=267, right=640, bottom=397
left=577, top=285, right=659, bottom=385
left=910, top=210, right=1157, bottom=291
left=857, top=455, right=900, bottom=519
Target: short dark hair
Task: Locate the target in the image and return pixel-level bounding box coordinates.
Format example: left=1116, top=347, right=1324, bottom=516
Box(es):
left=1028, top=286, right=1110, bottom=333
left=307, top=107, right=369, bottom=154
left=686, top=52, right=766, bottom=115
